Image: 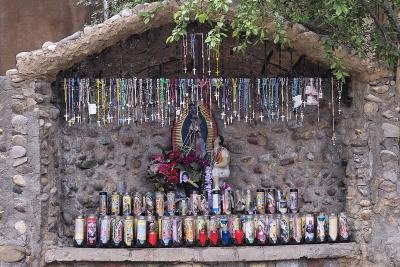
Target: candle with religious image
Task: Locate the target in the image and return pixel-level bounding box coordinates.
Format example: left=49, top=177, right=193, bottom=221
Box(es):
left=161, top=216, right=172, bottom=247
left=145, top=192, right=155, bottom=215
left=172, top=216, right=183, bottom=247
left=339, top=212, right=350, bottom=241
left=304, top=213, right=315, bottom=243
left=166, top=191, right=176, bottom=216
left=256, top=214, right=267, bottom=245
left=155, top=191, right=165, bottom=217
left=256, top=189, right=266, bottom=214
left=147, top=215, right=157, bottom=247
left=136, top=216, right=147, bottom=247
left=244, top=215, right=255, bottom=245
left=267, top=189, right=276, bottom=214
left=279, top=214, right=290, bottom=244
left=290, top=213, right=302, bottom=244
left=220, top=215, right=230, bottom=246
left=268, top=214, right=278, bottom=245
left=316, top=213, right=327, bottom=243
left=133, top=192, right=143, bottom=216
left=289, top=189, right=298, bottom=213
left=184, top=216, right=195, bottom=246
left=212, top=189, right=221, bottom=215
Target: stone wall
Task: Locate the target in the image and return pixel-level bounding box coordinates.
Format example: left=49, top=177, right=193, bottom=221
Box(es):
left=0, top=77, right=42, bottom=265
left=0, top=19, right=398, bottom=267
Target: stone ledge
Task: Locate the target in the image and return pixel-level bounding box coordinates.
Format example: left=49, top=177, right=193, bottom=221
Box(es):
left=45, top=243, right=359, bottom=263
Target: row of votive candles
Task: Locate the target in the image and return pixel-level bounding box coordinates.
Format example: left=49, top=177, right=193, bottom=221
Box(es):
left=98, top=188, right=300, bottom=217
left=73, top=211, right=350, bottom=248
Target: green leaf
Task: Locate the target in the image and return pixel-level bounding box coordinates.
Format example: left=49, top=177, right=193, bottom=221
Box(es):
left=197, top=13, right=208, bottom=23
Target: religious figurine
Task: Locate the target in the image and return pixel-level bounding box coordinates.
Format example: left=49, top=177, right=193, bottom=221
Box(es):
left=305, top=78, right=318, bottom=105
left=212, top=135, right=230, bottom=189
left=172, top=103, right=217, bottom=158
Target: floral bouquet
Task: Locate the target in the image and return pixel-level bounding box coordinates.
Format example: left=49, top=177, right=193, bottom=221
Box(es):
left=147, top=149, right=209, bottom=192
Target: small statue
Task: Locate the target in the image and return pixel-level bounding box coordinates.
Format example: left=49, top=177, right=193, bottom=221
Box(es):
left=212, top=135, right=230, bottom=189
left=305, top=78, right=318, bottom=106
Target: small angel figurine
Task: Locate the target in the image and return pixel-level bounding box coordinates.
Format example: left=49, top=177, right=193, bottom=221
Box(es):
left=212, top=135, right=230, bottom=189
left=305, top=78, right=318, bottom=105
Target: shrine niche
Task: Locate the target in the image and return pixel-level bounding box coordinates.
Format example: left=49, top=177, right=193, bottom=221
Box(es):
left=51, top=21, right=352, bottom=251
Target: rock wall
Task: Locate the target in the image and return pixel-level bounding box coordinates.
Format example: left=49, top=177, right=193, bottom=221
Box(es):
left=0, top=78, right=42, bottom=265
left=0, top=20, right=398, bottom=267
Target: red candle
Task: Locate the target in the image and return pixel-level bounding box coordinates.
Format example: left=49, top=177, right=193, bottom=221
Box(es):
left=148, top=231, right=158, bottom=247
left=235, top=230, right=244, bottom=245
left=199, top=229, right=208, bottom=247
left=210, top=230, right=219, bottom=246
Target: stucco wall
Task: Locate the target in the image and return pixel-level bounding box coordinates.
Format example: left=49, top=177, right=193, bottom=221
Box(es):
left=0, top=0, right=89, bottom=74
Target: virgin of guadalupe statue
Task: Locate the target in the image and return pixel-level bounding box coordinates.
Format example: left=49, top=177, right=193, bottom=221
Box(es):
left=172, top=103, right=217, bottom=158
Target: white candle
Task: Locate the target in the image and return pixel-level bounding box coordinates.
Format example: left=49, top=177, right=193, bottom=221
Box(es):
left=328, top=213, right=338, bottom=241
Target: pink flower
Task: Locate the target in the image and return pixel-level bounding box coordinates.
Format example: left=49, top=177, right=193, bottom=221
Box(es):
left=149, top=163, right=161, bottom=174
left=153, top=155, right=164, bottom=162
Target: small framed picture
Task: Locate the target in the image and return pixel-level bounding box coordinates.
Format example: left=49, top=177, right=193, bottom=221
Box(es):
left=180, top=171, right=189, bottom=184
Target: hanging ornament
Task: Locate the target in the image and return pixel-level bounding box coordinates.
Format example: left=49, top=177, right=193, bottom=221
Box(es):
left=280, top=78, right=285, bottom=122
left=215, top=44, right=220, bottom=77
left=183, top=34, right=188, bottom=74
left=190, top=34, right=197, bottom=75
left=331, top=78, right=336, bottom=145
left=337, top=80, right=343, bottom=115
left=207, top=44, right=212, bottom=76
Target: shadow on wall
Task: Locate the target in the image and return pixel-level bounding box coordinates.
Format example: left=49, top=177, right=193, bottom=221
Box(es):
left=0, top=0, right=90, bottom=74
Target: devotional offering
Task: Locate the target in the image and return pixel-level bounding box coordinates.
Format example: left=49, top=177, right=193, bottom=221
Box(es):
left=73, top=188, right=350, bottom=248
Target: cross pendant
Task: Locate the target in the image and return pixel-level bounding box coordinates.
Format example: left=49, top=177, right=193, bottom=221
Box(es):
left=259, top=114, right=264, bottom=122
left=64, top=113, right=69, bottom=122
left=76, top=115, right=81, bottom=123
left=107, top=114, right=112, bottom=123
left=208, top=70, right=211, bottom=76
left=184, top=67, right=187, bottom=74
left=127, top=117, right=132, bottom=125
left=281, top=115, right=286, bottom=122
left=221, top=112, right=226, bottom=120
left=193, top=68, right=197, bottom=75
left=245, top=115, right=249, bottom=123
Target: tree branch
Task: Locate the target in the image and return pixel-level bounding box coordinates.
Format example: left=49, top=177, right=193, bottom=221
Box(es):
left=381, top=0, right=400, bottom=35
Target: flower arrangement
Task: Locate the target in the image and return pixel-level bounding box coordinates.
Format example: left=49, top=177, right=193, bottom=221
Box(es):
left=147, top=149, right=209, bottom=192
